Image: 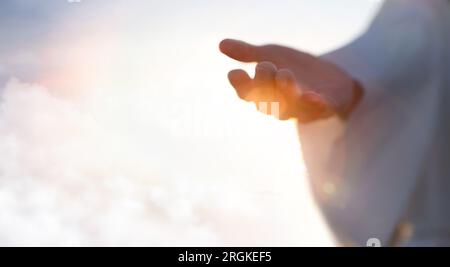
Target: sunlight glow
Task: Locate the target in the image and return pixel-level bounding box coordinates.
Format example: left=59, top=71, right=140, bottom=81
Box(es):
left=0, top=0, right=381, bottom=246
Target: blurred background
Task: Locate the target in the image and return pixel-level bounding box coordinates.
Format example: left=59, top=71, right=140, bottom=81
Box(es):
left=0, top=0, right=382, bottom=246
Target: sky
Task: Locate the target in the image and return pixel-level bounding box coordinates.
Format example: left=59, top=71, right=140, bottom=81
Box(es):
left=0, top=0, right=383, bottom=246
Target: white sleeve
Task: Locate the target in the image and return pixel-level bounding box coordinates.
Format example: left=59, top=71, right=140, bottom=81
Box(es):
left=298, top=0, right=444, bottom=245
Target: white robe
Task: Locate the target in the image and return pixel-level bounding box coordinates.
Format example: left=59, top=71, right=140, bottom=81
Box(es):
left=299, top=0, right=450, bottom=246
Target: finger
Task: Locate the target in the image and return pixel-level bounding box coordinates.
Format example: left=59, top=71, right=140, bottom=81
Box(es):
left=275, top=68, right=301, bottom=98
left=274, top=69, right=300, bottom=119
left=219, top=39, right=261, bottom=63
left=300, top=91, right=331, bottom=109
left=254, top=61, right=277, bottom=86
left=296, top=91, right=335, bottom=123
left=228, top=69, right=254, bottom=101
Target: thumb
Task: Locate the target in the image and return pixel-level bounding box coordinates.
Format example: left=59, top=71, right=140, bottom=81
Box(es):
left=219, top=39, right=261, bottom=63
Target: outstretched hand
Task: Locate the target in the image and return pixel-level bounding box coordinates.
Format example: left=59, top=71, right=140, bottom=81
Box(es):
left=219, top=39, right=359, bottom=122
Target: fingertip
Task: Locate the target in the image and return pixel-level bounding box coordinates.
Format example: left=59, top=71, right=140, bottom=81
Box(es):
left=275, top=69, right=301, bottom=98
left=219, top=39, right=242, bottom=53
left=300, top=91, right=332, bottom=111
left=228, top=69, right=250, bottom=83
left=256, top=61, right=277, bottom=73
left=275, top=69, right=295, bottom=85
left=228, top=69, right=253, bottom=100
left=219, top=39, right=258, bottom=62
left=254, top=61, right=277, bottom=83
left=219, top=39, right=231, bottom=53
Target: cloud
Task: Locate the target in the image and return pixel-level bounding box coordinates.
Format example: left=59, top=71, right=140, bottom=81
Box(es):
left=0, top=79, right=310, bottom=246
left=0, top=79, right=218, bottom=246
left=0, top=0, right=342, bottom=246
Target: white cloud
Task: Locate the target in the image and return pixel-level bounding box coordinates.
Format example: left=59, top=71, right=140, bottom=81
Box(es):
left=0, top=79, right=331, bottom=246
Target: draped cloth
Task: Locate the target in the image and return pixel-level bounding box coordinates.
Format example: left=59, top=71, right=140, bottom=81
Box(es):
left=298, top=0, right=450, bottom=246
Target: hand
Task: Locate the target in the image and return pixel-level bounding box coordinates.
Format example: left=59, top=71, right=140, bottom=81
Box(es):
left=219, top=39, right=359, bottom=122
